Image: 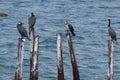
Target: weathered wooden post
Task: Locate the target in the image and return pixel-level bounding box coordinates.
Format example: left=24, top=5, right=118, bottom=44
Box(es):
left=108, top=40, right=114, bottom=80
left=33, top=35, right=39, bottom=80
left=57, top=33, right=64, bottom=80
left=67, top=33, right=80, bottom=80
left=30, top=27, right=39, bottom=80
left=30, top=27, right=35, bottom=80
left=14, top=38, right=24, bottom=80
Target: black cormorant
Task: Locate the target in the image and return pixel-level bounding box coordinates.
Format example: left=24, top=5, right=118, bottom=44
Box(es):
left=64, top=19, right=76, bottom=36
left=28, top=12, right=36, bottom=29
left=17, top=21, right=30, bottom=40
left=108, top=19, right=118, bottom=44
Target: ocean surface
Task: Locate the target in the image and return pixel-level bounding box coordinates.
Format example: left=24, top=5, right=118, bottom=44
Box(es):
left=0, top=0, right=120, bottom=80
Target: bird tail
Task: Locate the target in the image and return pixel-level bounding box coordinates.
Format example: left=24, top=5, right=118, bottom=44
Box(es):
left=71, top=31, right=76, bottom=36
left=115, top=41, right=119, bottom=45
left=113, top=40, right=119, bottom=45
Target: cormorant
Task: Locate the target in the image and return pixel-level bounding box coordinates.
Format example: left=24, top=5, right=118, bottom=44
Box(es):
left=108, top=19, right=118, bottom=45
left=17, top=21, right=30, bottom=40
left=28, top=12, right=36, bottom=29
left=64, top=19, right=76, bottom=36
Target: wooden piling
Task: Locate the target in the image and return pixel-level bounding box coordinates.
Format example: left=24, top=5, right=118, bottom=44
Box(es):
left=14, top=38, right=24, bottom=80
left=33, top=35, right=39, bottom=80
left=108, top=40, right=114, bottom=80
left=30, top=28, right=39, bottom=80
left=67, top=33, right=80, bottom=80
left=30, top=27, right=35, bottom=80
left=57, top=33, right=64, bottom=80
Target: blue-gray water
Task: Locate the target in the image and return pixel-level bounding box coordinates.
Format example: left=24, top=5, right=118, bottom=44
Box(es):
left=0, top=0, right=120, bottom=80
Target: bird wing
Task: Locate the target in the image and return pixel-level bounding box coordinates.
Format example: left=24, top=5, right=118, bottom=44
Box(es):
left=28, top=16, right=36, bottom=27
left=68, top=24, right=74, bottom=31
left=108, top=27, right=116, bottom=39
left=18, top=25, right=28, bottom=37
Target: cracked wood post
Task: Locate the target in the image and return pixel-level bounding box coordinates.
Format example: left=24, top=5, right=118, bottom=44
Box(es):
left=14, top=38, right=24, bottom=80
left=67, top=33, right=80, bottom=80
left=57, top=33, right=64, bottom=80
left=30, top=27, right=39, bottom=80
left=30, top=28, right=35, bottom=80
left=108, top=40, right=114, bottom=80
left=33, top=35, right=39, bottom=80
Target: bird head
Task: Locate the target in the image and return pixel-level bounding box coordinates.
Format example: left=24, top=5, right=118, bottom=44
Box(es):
left=64, top=19, right=68, bottom=25
left=17, top=21, right=22, bottom=25
left=31, top=12, right=34, bottom=16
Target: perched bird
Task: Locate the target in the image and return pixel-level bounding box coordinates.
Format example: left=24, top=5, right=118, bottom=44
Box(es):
left=108, top=19, right=118, bottom=45
left=64, top=19, right=76, bottom=36
left=28, top=12, right=36, bottom=29
left=17, top=21, right=30, bottom=40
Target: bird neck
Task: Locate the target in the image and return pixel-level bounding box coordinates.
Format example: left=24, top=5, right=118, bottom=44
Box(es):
left=65, top=21, right=68, bottom=25
left=108, top=20, right=111, bottom=27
